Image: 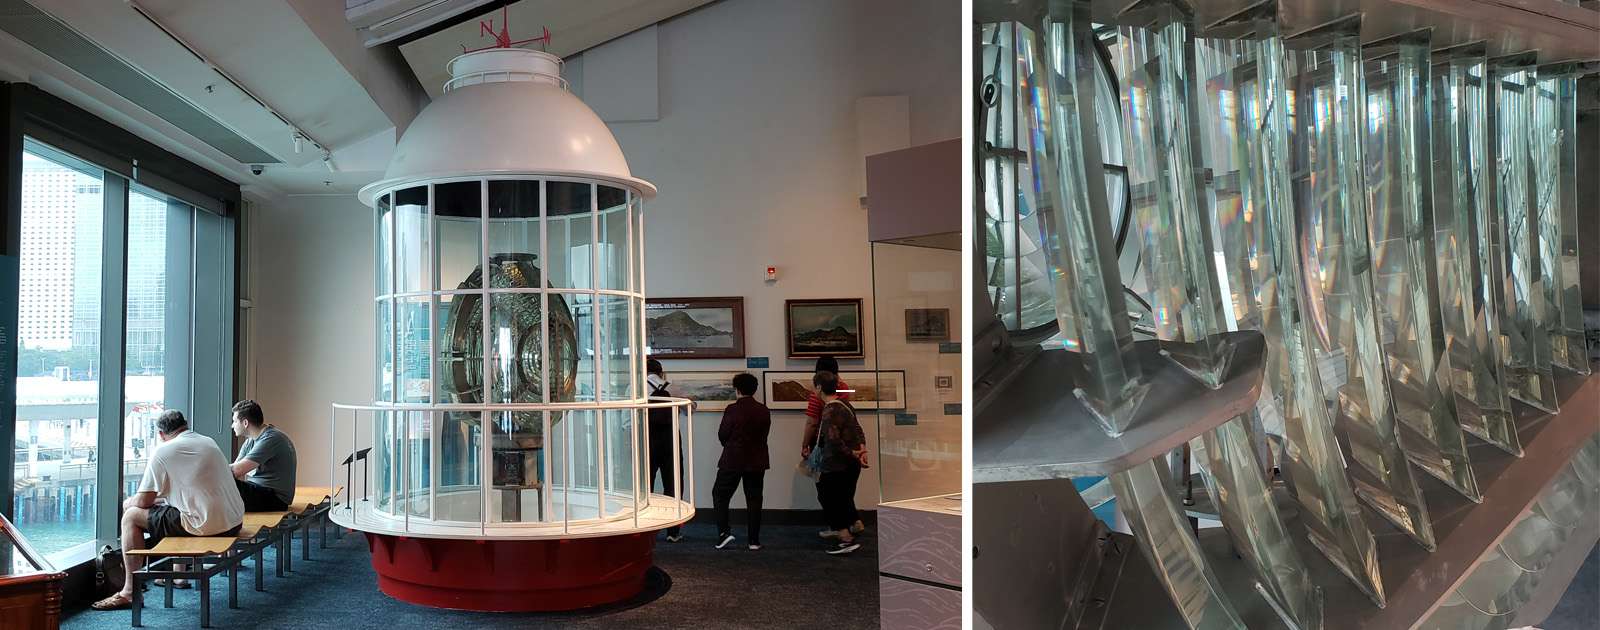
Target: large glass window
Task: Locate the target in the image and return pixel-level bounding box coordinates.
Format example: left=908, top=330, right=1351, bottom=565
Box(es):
left=14, top=141, right=104, bottom=558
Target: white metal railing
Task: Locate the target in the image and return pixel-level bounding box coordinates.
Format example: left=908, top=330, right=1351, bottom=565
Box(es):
left=329, top=396, right=694, bottom=537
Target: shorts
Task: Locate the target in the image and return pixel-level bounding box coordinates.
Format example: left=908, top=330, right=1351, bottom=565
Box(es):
left=144, top=505, right=241, bottom=547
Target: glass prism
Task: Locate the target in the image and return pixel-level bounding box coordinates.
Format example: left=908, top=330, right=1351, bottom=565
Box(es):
left=1489, top=58, right=1559, bottom=413
left=1362, top=37, right=1481, bottom=502
left=1017, top=0, right=1148, bottom=436
left=1430, top=47, right=1523, bottom=456
left=1207, top=21, right=1386, bottom=606
left=1531, top=66, right=1589, bottom=376
left=1287, top=24, right=1435, bottom=550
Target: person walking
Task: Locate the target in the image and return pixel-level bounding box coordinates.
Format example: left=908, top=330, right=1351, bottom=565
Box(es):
left=712, top=373, right=771, bottom=550
left=802, top=356, right=865, bottom=538
left=810, top=371, right=868, bottom=555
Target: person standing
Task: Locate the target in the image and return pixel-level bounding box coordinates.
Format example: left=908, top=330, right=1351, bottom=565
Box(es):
left=802, top=356, right=864, bottom=537
left=647, top=359, right=684, bottom=542
left=812, top=371, right=868, bottom=555
left=228, top=399, right=298, bottom=512
left=712, top=373, right=771, bottom=550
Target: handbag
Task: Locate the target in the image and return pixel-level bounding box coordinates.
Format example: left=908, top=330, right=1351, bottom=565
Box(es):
left=800, top=406, right=831, bottom=480
left=94, top=544, right=125, bottom=597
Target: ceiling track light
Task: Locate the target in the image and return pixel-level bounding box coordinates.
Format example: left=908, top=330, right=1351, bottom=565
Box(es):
left=126, top=0, right=329, bottom=163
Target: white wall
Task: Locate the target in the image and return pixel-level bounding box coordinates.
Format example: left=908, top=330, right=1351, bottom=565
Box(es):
left=245, top=0, right=959, bottom=513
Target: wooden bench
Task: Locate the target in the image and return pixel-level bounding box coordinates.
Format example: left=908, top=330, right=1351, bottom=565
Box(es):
left=128, top=526, right=262, bottom=628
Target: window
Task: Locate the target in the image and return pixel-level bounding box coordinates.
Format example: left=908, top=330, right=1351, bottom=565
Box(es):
left=15, top=141, right=104, bottom=558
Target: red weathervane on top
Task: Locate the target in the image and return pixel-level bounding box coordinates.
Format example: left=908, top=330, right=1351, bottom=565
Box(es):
left=461, top=6, right=551, bottom=54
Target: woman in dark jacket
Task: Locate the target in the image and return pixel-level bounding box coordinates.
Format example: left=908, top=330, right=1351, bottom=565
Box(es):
left=811, top=370, right=867, bottom=555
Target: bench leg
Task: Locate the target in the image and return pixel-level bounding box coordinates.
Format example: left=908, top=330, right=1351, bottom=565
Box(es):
left=131, top=574, right=143, bottom=628
left=199, top=574, right=211, bottom=629
left=255, top=548, right=265, bottom=592
left=284, top=532, right=293, bottom=573
left=275, top=537, right=285, bottom=577
left=228, top=553, right=238, bottom=609
left=320, top=515, right=328, bottom=549
left=164, top=571, right=174, bottom=609
left=302, top=523, right=312, bottom=561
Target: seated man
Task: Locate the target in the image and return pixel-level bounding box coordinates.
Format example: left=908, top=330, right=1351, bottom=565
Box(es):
left=93, top=410, right=244, bottom=611
left=229, top=399, right=297, bottom=512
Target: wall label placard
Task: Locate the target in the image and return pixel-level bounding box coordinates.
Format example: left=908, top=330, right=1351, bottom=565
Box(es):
left=943, top=403, right=962, bottom=416
left=938, top=342, right=960, bottom=354
left=746, top=356, right=770, bottom=369
left=895, top=413, right=918, bottom=426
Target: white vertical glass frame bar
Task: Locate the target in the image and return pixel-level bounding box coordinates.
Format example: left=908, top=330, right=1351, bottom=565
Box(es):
left=426, top=185, right=439, bottom=518
left=479, top=179, right=491, bottom=534
left=672, top=406, right=682, bottom=519
left=591, top=185, right=606, bottom=507
left=540, top=180, right=554, bottom=521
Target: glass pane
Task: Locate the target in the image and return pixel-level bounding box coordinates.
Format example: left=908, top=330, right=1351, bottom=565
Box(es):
left=597, top=186, right=628, bottom=291
left=604, top=409, right=634, bottom=517
left=549, top=409, right=599, bottom=522
left=546, top=183, right=593, bottom=290
left=374, top=411, right=393, bottom=514
left=404, top=411, right=430, bottom=519
left=488, top=411, right=545, bottom=523
left=598, top=295, right=631, bottom=401
left=436, top=411, right=482, bottom=523
left=488, top=181, right=541, bottom=269
left=377, top=298, right=394, bottom=402
left=565, top=293, right=595, bottom=402
left=16, top=142, right=103, bottom=558
left=377, top=194, right=392, bottom=295
left=435, top=293, right=477, bottom=404
left=394, top=187, right=429, bottom=294
left=435, top=181, right=482, bottom=292
left=124, top=190, right=173, bottom=510
left=397, top=296, right=430, bottom=403
left=488, top=292, right=544, bottom=405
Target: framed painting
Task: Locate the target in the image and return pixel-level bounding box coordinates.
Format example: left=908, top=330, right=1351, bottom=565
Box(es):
left=645, top=297, right=745, bottom=359
left=762, top=370, right=906, bottom=411
left=904, top=308, right=950, bottom=342
left=785, top=298, right=865, bottom=358
left=662, top=370, right=753, bottom=412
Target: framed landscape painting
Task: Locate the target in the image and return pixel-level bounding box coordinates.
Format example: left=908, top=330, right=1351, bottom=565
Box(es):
left=663, top=371, right=751, bottom=412
left=904, top=308, right=950, bottom=342
left=762, top=370, right=906, bottom=411
left=645, top=297, right=745, bottom=359
left=785, top=298, right=865, bottom=358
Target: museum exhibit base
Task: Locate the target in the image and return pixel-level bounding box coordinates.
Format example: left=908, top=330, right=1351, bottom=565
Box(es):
left=362, top=531, right=656, bottom=612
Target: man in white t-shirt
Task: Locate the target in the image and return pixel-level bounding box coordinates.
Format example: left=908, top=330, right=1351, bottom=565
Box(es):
left=92, top=410, right=245, bottom=611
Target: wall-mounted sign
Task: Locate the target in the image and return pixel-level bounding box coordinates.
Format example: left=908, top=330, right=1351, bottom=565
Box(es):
left=746, top=356, right=769, bottom=369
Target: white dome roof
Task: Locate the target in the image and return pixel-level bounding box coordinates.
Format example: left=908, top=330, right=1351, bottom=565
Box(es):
left=358, top=49, right=655, bottom=206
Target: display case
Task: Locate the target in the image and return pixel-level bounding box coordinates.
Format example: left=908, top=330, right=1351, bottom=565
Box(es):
left=865, top=139, right=962, bottom=630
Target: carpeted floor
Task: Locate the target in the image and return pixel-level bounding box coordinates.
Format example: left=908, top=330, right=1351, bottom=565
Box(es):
left=1545, top=543, right=1599, bottom=630
left=60, top=522, right=879, bottom=630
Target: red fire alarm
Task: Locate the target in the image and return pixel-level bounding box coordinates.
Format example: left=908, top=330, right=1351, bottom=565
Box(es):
left=766, top=266, right=778, bottom=281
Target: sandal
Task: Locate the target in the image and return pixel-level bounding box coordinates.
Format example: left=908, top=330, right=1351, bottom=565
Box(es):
left=91, top=593, right=134, bottom=611
left=153, top=578, right=191, bottom=589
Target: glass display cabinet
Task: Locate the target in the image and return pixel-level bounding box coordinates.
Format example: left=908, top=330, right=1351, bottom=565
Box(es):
left=329, top=47, right=692, bottom=612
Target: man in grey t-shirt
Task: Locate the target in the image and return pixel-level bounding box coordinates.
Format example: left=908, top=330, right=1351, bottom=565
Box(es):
left=229, top=399, right=297, bottom=511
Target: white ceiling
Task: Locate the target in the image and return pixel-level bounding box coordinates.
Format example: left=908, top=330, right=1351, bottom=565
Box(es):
left=398, top=0, right=713, bottom=99
left=4, top=0, right=705, bottom=200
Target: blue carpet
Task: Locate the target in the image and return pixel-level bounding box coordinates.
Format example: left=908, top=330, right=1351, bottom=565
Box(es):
left=61, top=522, right=879, bottom=629
left=1545, top=542, right=1599, bottom=630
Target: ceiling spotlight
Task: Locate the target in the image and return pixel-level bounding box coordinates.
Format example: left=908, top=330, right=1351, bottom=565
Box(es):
left=323, top=151, right=337, bottom=173
left=293, top=133, right=304, bottom=154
